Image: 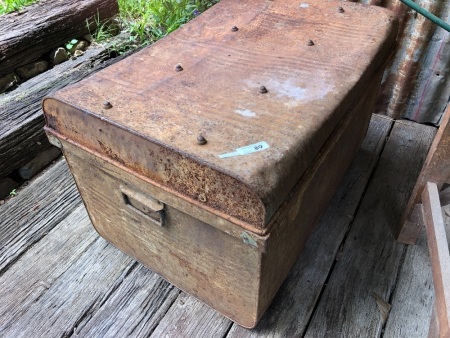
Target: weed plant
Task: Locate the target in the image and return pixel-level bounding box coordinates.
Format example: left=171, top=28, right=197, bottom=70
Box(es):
left=117, top=0, right=219, bottom=45
left=0, top=0, right=38, bottom=15
left=1, top=0, right=219, bottom=47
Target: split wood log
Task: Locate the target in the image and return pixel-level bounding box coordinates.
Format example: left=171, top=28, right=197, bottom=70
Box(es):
left=0, top=0, right=119, bottom=77
left=0, top=34, right=137, bottom=178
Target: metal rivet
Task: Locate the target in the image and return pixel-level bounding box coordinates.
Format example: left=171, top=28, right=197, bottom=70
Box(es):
left=307, top=39, right=315, bottom=46
left=103, top=101, right=112, bottom=109
left=175, top=64, right=183, bottom=72
left=197, top=135, right=207, bottom=145
left=231, top=26, right=239, bottom=32
left=198, top=193, right=207, bottom=202
left=338, top=7, right=345, bottom=13
left=258, top=86, right=268, bottom=94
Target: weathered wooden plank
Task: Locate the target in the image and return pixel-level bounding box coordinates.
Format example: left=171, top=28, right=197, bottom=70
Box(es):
left=384, top=227, right=434, bottom=337
left=149, top=293, right=233, bottom=338
left=0, top=205, right=96, bottom=333
left=0, top=159, right=81, bottom=273
left=226, top=115, right=393, bottom=337
left=0, top=205, right=135, bottom=338
left=0, top=34, right=137, bottom=177
left=0, top=0, right=118, bottom=77
left=399, top=105, right=447, bottom=244
left=73, top=264, right=180, bottom=338
left=422, top=182, right=450, bottom=337
left=303, top=120, right=436, bottom=337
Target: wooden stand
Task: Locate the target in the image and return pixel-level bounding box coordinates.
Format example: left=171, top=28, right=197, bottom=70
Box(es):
left=398, top=105, right=450, bottom=337
left=398, top=106, right=450, bottom=244
left=423, top=182, right=450, bottom=338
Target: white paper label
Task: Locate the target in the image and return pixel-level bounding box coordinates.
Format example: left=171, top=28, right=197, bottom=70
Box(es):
left=219, top=141, right=269, bottom=159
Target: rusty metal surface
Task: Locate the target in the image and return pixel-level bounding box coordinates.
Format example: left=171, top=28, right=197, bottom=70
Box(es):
left=43, top=0, right=397, bottom=231
left=349, top=0, right=450, bottom=125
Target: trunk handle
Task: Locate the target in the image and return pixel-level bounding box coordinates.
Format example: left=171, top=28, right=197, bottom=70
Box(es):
left=120, top=185, right=165, bottom=227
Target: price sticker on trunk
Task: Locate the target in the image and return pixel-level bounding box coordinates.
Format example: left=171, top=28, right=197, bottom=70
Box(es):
left=219, top=141, right=269, bottom=159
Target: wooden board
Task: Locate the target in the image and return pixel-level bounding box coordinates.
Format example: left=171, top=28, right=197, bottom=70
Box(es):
left=73, top=264, right=180, bottom=337
left=384, top=227, right=434, bottom=337
left=0, top=0, right=118, bottom=77
left=0, top=159, right=80, bottom=273
left=0, top=205, right=135, bottom=337
left=0, top=34, right=137, bottom=178
left=146, top=115, right=393, bottom=337
left=303, top=120, right=436, bottom=337
left=422, top=182, right=450, bottom=337
left=149, top=293, right=233, bottom=338
left=399, top=105, right=449, bottom=243
left=0, top=205, right=96, bottom=334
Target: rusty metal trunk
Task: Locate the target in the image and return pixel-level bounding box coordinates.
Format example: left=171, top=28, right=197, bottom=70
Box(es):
left=42, top=0, right=397, bottom=328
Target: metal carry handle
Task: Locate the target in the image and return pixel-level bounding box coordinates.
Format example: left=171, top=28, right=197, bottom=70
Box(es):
left=120, top=185, right=165, bottom=227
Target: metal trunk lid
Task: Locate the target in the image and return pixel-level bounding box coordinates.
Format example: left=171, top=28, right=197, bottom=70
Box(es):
left=43, top=0, right=397, bottom=234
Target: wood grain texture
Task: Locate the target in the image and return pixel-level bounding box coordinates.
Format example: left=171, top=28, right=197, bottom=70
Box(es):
left=0, top=205, right=135, bottom=338
left=0, top=34, right=136, bottom=177
left=303, top=120, right=435, bottom=337
left=226, top=115, right=393, bottom=337
left=384, top=227, right=434, bottom=337
left=73, top=264, right=180, bottom=338
left=0, top=0, right=118, bottom=77
left=0, top=205, right=96, bottom=334
left=422, top=182, right=450, bottom=337
left=0, top=159, right=80, bottom=273
left=149, top=293, right=233, bottom=338
left=399, top=105, right=448, bottom=244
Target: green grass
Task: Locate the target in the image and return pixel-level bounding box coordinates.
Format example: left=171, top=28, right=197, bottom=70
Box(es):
left=0, top=0, right=38, bottom=15
left=1, top=0, right=219, bottom=47
left=117, top=0, right=219, bottom=45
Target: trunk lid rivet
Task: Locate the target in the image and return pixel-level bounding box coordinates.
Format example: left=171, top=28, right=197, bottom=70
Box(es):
left=175, top=64, right=183, bottom=72
left=338, top=7, right=345, bottom=13
left=258, top=86, right=268, bottom=94
left=197, top=135, right=207, bottom=145
left=307, top=39, right=315, bottom=46
left=231, top=26, right=239, bottom=32
left=103, top=101, right=112, bottom=109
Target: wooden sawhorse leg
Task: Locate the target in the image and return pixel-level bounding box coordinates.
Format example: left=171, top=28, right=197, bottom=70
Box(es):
left=397, top=106, right=450, bottom=244
left=422, top=182, right=450, bottom=338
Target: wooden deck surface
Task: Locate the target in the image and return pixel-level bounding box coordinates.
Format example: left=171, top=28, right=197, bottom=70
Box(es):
left=0, top=114, right=440, bottom=337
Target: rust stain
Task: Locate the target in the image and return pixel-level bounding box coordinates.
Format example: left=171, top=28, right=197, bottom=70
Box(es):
left=365, top=0, right=450, bottom=123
